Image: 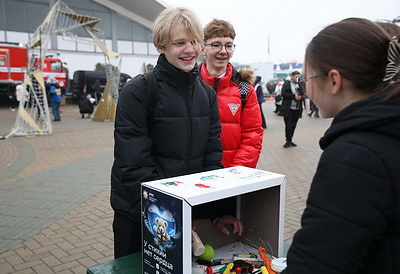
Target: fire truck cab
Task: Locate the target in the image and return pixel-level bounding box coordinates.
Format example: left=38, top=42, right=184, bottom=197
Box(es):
left=38, top=56, right=68, bottom=88
left=0, top=42, right=26, bottom=100
left=0, top=42, right=67, bottom=101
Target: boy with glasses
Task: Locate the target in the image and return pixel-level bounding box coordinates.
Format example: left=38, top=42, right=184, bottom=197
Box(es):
left=200, top=19, right=264, bottom=169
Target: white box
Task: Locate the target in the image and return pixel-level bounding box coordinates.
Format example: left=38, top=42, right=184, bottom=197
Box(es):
left=141, top=166, right=285, bottom=274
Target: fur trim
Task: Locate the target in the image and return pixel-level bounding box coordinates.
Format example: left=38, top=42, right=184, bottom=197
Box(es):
left=236, top=67, right=256, bottom=85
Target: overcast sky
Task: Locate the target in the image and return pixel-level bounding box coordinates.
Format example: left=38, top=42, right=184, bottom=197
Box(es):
left=162, top=0, right=399, bottom=65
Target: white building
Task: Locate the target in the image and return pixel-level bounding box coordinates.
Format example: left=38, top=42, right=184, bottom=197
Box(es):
left=0, top=0, right=168, bottom=78
left=250, top=62, right=274, bottom=83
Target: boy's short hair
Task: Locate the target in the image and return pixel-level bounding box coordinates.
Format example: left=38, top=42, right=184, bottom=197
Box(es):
left=152, top=7, right=203, bottom=49
left=203, top=19, right=236, bottom=41
left=292, top=70, right=300, bottom=76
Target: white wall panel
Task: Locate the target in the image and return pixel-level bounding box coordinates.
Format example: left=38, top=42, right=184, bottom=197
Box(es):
left=117, top=40, right=133, bottom=54
left=6, top=31, right=30, bottom=44
left=133, top=41, right=147, bottom=55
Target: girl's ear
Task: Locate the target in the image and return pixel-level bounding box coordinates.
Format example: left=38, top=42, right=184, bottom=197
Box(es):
left=328, top=69, right=342, bottom=95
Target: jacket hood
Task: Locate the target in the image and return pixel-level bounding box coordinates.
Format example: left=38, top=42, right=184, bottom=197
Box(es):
left=320, top=92, right=400, bottom=149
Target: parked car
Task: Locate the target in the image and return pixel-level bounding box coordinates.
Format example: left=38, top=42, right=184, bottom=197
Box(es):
left=71, top=70, right=131, bottom=103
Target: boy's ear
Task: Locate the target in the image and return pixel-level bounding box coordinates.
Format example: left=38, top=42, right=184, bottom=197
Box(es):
left=157, top=46, right=165, bottom=54
left=201, top=45, right=206, bottom=56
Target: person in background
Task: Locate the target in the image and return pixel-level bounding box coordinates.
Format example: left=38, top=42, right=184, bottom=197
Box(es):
left=8, top=80, right=17, bottom=111
left=91, top=79, right=102, bottom=104
left=78, top=92, right=95, bottom=118
left=273, top=78, right=284, bottom=115
left=282, top=18, right=400, bottom=274
left=199, top=18, right=263, bottom=168
left=111, top=7, right=242, bottom=259
left=49, top=80, right=62, bottom=121
left=279, top=71, right=305, bottom=148
left=307, top=98, right=319, bottom=117
left=118, top=76, right=126, bottom=94
left=15, top=83, right=29, bottom=109
left=254, top=76, right=267, bottom=129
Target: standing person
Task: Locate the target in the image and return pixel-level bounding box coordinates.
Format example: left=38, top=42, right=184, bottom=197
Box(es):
left=91, top=79, right=102, bottom=104
left=199, top=18, right=263, bottom=168
left=254, top=76, right=267, bottom=129
left=49, top=80, right=62, bottom=121
left=280, top=70, right=305, bottom=148
left=307, top=98, right=319, bottom=117
left=15, top=83, right=29, bottom=109
left=282, top=18, right=400, bottom=274
left=111, top=7, right=244, bottom=259
left=273, top=78, right=284, bottom=114
left=8, top=80, right=17, bottom=111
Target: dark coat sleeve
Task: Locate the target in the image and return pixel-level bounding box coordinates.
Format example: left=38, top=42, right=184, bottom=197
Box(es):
left=111, top=75, right=159, bottom=219
left=283, top=139, right=392, bottom=274
left=281, top=80, right=294, bottom=99
left=201, top=80, right=223, bottom=171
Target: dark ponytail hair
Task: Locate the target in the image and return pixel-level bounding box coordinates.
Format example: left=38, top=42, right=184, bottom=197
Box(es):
left=305, top=17, right=400, bottom=99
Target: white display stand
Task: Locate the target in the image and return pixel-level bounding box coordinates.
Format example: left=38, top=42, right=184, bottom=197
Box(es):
left=141, top=166, right=285, bottom=274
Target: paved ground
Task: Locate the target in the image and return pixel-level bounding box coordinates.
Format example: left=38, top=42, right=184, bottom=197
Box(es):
left=0, top=99, right=332, bottom=273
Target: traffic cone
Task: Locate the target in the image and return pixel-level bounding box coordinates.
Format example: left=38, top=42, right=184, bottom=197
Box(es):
left=269, top=95, right=274, bottom=101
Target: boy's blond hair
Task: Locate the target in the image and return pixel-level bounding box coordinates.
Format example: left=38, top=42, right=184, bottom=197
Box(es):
left=152, top=7, right=203, bottom=49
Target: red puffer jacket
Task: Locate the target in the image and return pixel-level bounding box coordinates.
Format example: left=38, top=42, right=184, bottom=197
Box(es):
left=200, top=63, right=263, bottom=168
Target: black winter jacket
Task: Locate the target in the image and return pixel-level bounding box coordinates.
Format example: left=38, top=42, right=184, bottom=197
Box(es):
left=111, top=54, right=223, bottom=222
left=78, top=96, right=94, bottom=114
left=283, top=92, right=400, bottom=274
left=279, top=80, right=305, bottom=117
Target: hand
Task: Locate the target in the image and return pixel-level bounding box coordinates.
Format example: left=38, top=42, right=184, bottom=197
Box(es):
left=294, top=94, right=302, bottom=101
left=213, top=215, right=244, bottom=236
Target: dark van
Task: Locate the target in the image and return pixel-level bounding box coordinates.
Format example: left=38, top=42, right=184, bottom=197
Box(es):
left=71, top=70, right=131, bottom=103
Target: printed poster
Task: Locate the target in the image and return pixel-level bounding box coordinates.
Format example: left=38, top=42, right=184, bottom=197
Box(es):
left=142, top=186, right=183, bottom=274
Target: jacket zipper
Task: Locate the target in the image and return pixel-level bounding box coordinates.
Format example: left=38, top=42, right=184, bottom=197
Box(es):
left=213, top=77, right=219, bottom=92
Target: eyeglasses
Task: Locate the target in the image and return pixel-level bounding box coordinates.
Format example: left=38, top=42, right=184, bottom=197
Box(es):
left=204, top=42, right=236, bottom=53
left=171, top=39, right=197, bottom=47
left=298, top=75, right=321, bottom=84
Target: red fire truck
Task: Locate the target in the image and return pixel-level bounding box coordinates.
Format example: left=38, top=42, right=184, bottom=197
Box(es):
left=0, top=41, right=67, bottom=100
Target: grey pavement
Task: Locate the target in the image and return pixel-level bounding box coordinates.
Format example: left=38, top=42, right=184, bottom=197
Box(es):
left=0, top=99, right=332, bottom=273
